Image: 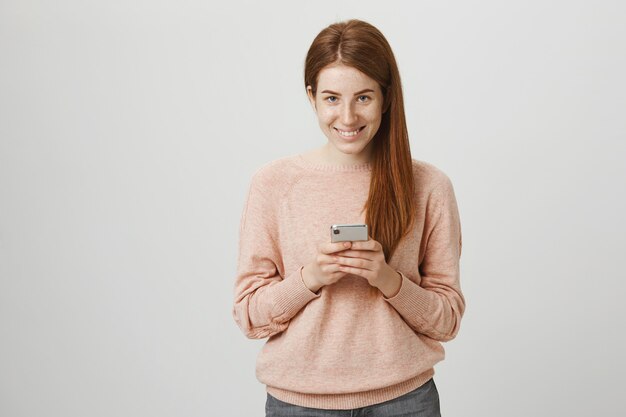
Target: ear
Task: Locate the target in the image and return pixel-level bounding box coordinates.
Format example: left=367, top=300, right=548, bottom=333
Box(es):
left=306, top=85, right=317, bottom=112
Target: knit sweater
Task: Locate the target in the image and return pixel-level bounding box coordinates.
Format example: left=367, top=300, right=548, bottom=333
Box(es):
left=232, top=154, right=464, bottom=410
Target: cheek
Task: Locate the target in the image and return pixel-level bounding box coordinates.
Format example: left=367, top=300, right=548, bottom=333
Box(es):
left=317, top=108, right=336, bottom=125
left=364, top=107, right=383, bottom=124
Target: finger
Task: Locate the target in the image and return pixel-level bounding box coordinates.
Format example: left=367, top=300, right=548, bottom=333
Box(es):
left=321, top=262, right=345, bottom=274
left=321, top=241, right=352, bottom=254
left=322, top=265, right=349, bottom=283
left=334, top=255, right=374, bottom=270
left=335, top=249, right=375, bottom=261
left=349, top=238, right=380, bottom=252
left=317, top=253, right=338, bottom=266
left=337, top=264, right=375, bottom=280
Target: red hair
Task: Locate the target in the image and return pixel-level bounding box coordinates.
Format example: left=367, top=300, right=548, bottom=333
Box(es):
left=304, top=19, right=415, bottom=260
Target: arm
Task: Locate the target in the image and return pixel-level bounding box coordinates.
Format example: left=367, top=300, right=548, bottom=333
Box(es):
left=232, top=170, right=320, bottom=339
left=383, top=175, right=465, bottom=342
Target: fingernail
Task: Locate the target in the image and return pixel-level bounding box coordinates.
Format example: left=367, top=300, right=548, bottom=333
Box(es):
left=343, top=242, right=350, bottom=247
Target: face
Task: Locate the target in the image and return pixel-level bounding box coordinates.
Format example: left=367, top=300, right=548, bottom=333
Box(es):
left=307, top=63, right=385, bottom=164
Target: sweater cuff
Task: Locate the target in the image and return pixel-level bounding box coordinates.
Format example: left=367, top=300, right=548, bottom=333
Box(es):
left=272, top=266, right=321, bottom=317
left=382, top=271, right=432, bottom=319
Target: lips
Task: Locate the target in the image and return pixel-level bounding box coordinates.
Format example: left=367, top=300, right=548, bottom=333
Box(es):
left=334, top=126, right=365, bottom=137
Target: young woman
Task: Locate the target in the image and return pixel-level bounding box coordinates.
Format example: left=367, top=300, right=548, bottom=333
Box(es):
left=233, top=19, right=465, bottom=417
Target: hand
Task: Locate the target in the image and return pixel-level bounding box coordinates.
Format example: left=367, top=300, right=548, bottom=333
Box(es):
left=301, top=241, right=354, bottom=293
left=332, top=237, right=402, bottom=298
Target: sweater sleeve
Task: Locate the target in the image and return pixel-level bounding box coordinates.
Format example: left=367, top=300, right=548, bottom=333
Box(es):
left=232, top=169, right=321, bottom=339
left=383, top=175, right=465, bottom=342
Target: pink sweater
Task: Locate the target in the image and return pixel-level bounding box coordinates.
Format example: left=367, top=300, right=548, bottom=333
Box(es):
left=232, top=154, right=465, bottom=410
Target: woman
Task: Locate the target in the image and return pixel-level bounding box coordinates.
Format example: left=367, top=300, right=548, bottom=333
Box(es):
left=232, top=19, right=465, bottom=417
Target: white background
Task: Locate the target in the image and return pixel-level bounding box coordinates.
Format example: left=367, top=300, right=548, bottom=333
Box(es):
left=1, top=1, right=625, bottom=416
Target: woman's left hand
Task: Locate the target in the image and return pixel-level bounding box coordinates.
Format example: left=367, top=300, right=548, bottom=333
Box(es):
left=332, top=237, right=402, bottom=298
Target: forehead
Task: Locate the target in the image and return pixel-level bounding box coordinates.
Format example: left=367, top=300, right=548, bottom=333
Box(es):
left=317, top=64, right=379, bottom=91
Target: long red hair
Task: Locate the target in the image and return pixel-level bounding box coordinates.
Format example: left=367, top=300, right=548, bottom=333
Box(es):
left=304, top=19, right=415, bottom=260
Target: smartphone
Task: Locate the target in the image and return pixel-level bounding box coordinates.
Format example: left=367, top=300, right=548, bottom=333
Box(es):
left=330, top=224, right=369, bottom=243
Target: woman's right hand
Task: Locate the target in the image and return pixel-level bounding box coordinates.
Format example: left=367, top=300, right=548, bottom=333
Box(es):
left=301, top=241, right=353, bottom=293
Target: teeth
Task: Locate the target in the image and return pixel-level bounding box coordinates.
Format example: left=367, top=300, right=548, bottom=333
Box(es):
left=336, top=128, right=361, bottom=137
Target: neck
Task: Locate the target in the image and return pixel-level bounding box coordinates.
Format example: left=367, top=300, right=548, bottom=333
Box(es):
left=317, top=143, right=373, bottom=166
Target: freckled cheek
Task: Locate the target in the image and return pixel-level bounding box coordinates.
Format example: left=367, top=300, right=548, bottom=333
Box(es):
left=364, top=106, right=383, bottom=119
left=318, top=109, right=338, bottom=125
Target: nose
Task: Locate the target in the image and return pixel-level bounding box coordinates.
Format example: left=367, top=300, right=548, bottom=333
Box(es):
left=340, top=102, right=358, bottom=126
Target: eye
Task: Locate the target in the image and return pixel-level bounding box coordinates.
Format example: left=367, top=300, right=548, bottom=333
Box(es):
left=325, top=96, right=338, bottom=103
left=357, top=95, right=370, bottom=102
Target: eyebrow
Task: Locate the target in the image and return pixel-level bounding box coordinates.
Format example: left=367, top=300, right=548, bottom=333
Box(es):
left=320, top=89, right=375, bottom=95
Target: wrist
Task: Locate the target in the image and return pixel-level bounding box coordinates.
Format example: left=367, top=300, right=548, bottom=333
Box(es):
left=301, top=264, right=323, bottom=293
left=376, top=267, right=402, bottom=298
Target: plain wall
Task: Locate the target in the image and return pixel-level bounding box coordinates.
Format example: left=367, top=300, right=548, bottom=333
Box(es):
left=1, top=1, right=625, bottom=416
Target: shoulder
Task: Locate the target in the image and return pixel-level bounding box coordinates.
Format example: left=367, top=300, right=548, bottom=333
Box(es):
left=247, top=154, right=306, bottom=196
left=411, top=159, right=460, bottom=223
left=411, top=158, right=455, bottom=193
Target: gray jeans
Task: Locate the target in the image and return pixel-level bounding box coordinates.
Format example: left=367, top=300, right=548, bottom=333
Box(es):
left=265, top=378, right=441, bottom=417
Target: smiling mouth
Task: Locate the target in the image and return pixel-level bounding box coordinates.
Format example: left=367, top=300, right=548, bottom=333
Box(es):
left=334, top=126, right=365, bottom=137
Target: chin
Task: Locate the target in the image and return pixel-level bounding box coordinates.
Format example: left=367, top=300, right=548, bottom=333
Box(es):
left=332, top=139, right=357, bottom=149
